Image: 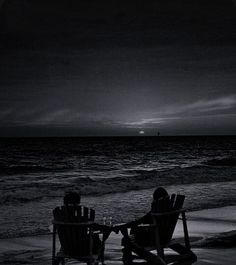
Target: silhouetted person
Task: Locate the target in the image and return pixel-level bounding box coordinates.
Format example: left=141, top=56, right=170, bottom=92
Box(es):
left=130, top=187, right=169, bottom=226
left=63, top=191, right=81, bottom=205
left=116, top=187, right=169, bottom=246
left=63, top=191, right=112, bottom=253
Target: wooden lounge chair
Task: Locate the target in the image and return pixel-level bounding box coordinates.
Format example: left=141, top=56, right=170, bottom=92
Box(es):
left=52, top=205, right=108, bottom=265
left=120, top=194, right=197, bottom=265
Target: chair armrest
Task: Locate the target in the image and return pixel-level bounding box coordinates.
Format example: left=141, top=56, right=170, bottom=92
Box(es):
left=136, top=224, right=155, bottom=228
left=93, top=230, right=103, bottom=234
left=114, top=223, right=130, bottom=229
left=114, top=222, right=155, bottom=236
left=52, top=220, right=95, bottom=226
left=115, top=219, right=149, bottom=230
left=151, top=209, right=185, bottom=217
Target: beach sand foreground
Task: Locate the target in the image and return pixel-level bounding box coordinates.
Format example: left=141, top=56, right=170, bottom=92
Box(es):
left=0, top=206, right=235, bottom=265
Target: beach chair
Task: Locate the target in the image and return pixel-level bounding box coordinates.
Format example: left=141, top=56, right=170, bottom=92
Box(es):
left=52, top=205, right=107, bottom=265
left=121, top=194, right=197, bottom=265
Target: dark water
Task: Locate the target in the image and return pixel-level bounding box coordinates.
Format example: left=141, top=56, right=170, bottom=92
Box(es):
left=0, top=136, right=236, bottom=238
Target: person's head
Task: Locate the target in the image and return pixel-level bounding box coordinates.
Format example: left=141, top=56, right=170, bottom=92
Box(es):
left=64, top=192, right=81, bottom=205
left=153, top=187, right=168, bottom=201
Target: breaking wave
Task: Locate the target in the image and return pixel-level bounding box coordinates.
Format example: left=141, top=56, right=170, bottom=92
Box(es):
left=192, top=230, right=236, bottom=248
left=1, top=164, right=235, bottom=206
left=204, top=156, right=236, bottom=166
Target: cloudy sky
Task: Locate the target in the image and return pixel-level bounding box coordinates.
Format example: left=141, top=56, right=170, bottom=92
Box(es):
left=0, top=0, right=236, bottom=136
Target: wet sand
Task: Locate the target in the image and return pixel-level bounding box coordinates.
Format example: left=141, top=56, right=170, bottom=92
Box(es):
left=0, top=206, right=235, bottom=264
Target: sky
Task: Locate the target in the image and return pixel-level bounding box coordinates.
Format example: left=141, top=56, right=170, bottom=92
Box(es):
left=0, top=0, right=236, bottom=136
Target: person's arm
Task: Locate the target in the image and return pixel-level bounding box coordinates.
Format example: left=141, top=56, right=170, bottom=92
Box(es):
left=93, top=223, right=113, bottom=243
left=94, top=223, right=111, bottom=232
left=115, top=212, right=151, bottom=231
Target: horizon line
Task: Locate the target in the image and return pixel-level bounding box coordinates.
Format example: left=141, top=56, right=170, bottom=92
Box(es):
left=0, top=134, right=235, bottom=139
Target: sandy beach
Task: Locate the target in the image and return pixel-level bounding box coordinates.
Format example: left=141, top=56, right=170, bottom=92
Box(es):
left=0, top=206, right=235, bottom=265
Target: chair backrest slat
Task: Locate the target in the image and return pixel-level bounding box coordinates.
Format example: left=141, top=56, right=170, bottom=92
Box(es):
left=170, top=194, right=176, bottom=207
left=84, top=207, right=89, bottom=219
left=76, top=205, right=82, bottom=220
left=90, top=209, right=95, bottom=221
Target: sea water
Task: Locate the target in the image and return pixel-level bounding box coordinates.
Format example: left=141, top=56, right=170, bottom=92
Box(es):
left=0, top=136, right=235, bottom=238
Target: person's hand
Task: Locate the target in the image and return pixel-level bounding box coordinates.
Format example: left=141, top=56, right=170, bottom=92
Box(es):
left=112, top=225, right=120, bottom=234
left=112, top=223, right=127, bottom=233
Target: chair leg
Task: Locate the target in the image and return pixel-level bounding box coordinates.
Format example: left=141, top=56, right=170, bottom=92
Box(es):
left=124, top=237, right=166, bottom=265
left=100, top=245, right=105, bottom=264
left=122, top=237, right=134, bottom=264
left=122, top=246, right=134, bottom=265
left=52, top=257, right=62, bottom=265
left=169, top=243, right=197, bottom=264
left=59, top=258, right=65, bottom=265
left=87, top=261, right=97, bottom=265
left=52, top=259, right=58, bottom=265
left=171, top=262, right=194, bottom=265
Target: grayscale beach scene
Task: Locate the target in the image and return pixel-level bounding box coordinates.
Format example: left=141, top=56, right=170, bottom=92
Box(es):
left=0, top=0, right=236, bottom=264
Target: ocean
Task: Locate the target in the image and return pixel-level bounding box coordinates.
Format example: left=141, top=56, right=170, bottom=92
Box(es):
left=0, top=136, right=235, bottom=239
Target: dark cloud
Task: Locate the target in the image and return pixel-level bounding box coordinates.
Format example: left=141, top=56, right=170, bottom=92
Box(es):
left=0, top=0, right=236, bottom=136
